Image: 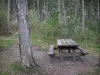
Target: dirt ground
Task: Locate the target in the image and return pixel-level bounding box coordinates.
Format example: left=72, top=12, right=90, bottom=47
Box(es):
left=0, top=44, right=98, bottom=75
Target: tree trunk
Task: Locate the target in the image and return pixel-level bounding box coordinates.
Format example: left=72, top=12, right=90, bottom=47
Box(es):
left=43, top=0, right=46, bottom=23
left=98, top=0, right=100, bottom=67
left=7, top=0, right=11, bottom=33
left=16, top=0, right=35, bottom=68
left=98, top=0, right=100, bottom=20
left=37, top=0, right=40, bottom=22
left=62, top=0, right=67, bottom=25
left=44, top=0, right=46, bottom=8
left=75, top=0, right=79, bottom=18
left=99, top=51, right=100, bottom=67
left=82, top=0, right=85, bottom=31
left=82, top=0, right=88, bottom=47
left=58, top=0, right=61, bottom=25
left=43, top=0, right=49, bottom=23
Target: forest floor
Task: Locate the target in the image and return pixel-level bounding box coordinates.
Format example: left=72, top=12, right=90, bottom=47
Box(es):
left=0, top=37, right=99, bottom=75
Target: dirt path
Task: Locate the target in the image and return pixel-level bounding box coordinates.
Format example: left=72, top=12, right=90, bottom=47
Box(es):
left=0, top=44, right=98, bottom=75
left=33, top=46, right=98, bottom=75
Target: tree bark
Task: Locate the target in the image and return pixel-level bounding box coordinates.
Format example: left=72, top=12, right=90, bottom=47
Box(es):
left=7, top=0, right=11, bottom=33
left=82, top=0, right=88, bottom=47
left=58, top=0, right=61, bottom=25
left=37, top=0, right=40, bottom=22
left=16, top=0, right=35, bottom=68
left=98, top=0, right=100, bottom=20
left=62, top=0, right=67, bottom=25
left=75, top=0, right=79, bottom=18
left=43, top=0, right=49, bottom=23
left=43, top=0, right=46, bottom=23
left=82, top=0, right=85, bottom=31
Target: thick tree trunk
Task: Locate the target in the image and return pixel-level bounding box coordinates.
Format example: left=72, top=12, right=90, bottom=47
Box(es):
left=17, top=0, right=35, bottom=68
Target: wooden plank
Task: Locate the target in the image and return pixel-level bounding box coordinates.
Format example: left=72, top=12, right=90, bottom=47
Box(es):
left=68, top=39, right=74, bottom=45
left=77, top=46, right=85, bottom=54
left=77, top=46, right=89, bottom=55
left=57, top=39, right=79, bottom=46
left=61, top=39, right=68, bottom=45
left=69, top=39, right=75, bottom=45
left=70, top=39, right=78, bottom=45
left=72, top=39, right=78, bottom=45
left=57, top=40, right=63, bottom=46
left=65, top=39, right=73, bottom=45
left=48, top=45, right=55, bottom=57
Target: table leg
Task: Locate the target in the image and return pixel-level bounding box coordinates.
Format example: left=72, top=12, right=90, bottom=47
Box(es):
left=59, top=50, right=63, bottom=62
left=73, top=49, right=76, bottom=62
left=68, top=49, right=71, bottom=53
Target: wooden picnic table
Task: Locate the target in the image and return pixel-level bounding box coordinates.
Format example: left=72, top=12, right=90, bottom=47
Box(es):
left=57, top=39, right=79, bottom=52
left=57, top=39, right=79, bottom=62
left=48, top=39, right=89, bottom=62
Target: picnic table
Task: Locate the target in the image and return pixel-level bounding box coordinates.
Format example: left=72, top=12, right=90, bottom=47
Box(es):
left=57, top=39, right=80, bottom=62
left=48, top=39, right=89, bottom=62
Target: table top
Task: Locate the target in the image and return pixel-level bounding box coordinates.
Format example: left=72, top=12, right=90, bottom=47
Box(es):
left=57, top=39, right=79, bottom=47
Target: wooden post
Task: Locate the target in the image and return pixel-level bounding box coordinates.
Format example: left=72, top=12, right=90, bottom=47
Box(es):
left=59, top=49, right=63, bottom=63
left=73, top=49, right=76, bottom=62
left=68, top=49, right=71, bottom=53
left=48, top=45, right=55, bottom=57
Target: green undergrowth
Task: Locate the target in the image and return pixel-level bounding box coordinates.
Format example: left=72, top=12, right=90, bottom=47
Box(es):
left=0, top=39, right=15, bottom=49
left=31, top=32, right=56, bottom=50
left=9, top=62, right=40, bottom=75
left=76, top=40, right=98, bottom=55
left=0, top=72, right=10, bottom=75
left=0, top=62, right=40, bottom=75
left=31, top=32, right=97, bottom=53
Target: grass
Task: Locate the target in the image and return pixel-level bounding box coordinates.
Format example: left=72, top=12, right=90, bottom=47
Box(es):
left=0, top=31, right=56, bottom=50
left=76, top=40, right=98, bottom=55
left=32, top=38, right=50, bottom=49
left=0, top=62, right=40, bottom=75
left=92, top=67, right=100, bottom=75
left=31, top=32, right=56, bottom=50
left=31, top=32, right=98, bottom=53
left=9, top=62, right=40, bottom=75
left=0, top=72, right=10, bottom=75
left=0, top=39, right=15, bottom=49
